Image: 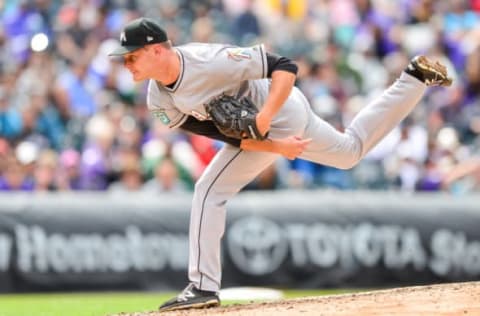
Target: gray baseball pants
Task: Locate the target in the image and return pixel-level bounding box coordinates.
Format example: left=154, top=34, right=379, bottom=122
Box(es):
left=189, top=72, right=426, bottom=291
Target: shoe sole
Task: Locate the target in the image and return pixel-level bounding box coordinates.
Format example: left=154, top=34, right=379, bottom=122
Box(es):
left=159, top=299, right=220, bottom=312
left=414, top=56, right=452, bottom=86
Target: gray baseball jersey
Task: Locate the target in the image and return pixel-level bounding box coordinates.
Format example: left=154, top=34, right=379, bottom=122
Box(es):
left=146, top=43, right=427, bottom=292
left=147, top=43, right=268, bottom=128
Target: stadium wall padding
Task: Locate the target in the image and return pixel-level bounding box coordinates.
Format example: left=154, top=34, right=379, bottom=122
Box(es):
left=0, top=191, right=479, bottom=292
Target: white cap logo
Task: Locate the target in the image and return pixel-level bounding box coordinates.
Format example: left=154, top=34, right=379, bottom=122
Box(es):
left=120, top=32, right=126, bottom=43
left=147, top=36, right=154, bottom=42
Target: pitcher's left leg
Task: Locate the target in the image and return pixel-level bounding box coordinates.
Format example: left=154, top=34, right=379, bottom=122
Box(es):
left=300, top=56, right=451, bottom=169
left=300, top=72, right=426, bottom=168
left=347, top=55, right=452, bottom=158
left=346, top=72, right=426, bottom=158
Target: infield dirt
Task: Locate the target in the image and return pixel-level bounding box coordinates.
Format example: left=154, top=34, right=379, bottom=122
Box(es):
left=113, top=281, right=480, bottom=316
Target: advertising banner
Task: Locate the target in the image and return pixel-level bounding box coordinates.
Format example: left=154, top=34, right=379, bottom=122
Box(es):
left=0, top=192, right=478, bottom=292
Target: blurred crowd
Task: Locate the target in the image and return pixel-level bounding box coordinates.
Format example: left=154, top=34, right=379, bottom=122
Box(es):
left=1, top=0, right=480, bottom=194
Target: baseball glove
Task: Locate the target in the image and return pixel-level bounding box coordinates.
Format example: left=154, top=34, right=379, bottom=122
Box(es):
left=204, top=94, right=268, bottom=140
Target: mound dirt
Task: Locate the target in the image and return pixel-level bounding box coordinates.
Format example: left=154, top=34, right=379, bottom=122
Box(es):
left=113, top=281, right=480, bottom=316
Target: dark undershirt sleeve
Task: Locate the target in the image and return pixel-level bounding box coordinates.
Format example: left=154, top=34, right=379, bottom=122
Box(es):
left=266, top=52, right=298, bottom=78
left=179, top=116, right=241, bottom=147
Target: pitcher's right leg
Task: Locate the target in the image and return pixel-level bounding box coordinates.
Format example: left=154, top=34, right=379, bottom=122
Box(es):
left=159, top=146, right=278, bottom=312
left=188, top=146, right=278, bottom=292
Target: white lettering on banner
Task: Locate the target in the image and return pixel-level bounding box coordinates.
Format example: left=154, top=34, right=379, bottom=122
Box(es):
left=286, top=224, right=308, bottom=267
left=430, top=229, right=480, bottom=277
left=352, top=223, right=382, bottom=267
left=306, top=223, right=339, bottom=267
left=285, top=222, right=426, bottom=270
left=0, top=234, right=12, bottom=271
left=399, top=228, right=428, bottom=270
left=15, top=225, right=188, bottom=273
left=227, top=217, right=478, bottom=278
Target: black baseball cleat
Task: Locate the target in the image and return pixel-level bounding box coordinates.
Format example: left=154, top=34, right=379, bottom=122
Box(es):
left=405, top=55, right=453, bottom=87
left=159, top=283, right=220, bottom=312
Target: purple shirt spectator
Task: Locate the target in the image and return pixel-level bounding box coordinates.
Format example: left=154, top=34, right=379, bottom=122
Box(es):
left=0, top=175, right=34, bottom=191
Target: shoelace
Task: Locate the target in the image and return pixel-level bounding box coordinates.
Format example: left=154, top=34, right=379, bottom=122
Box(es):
left=177, top=284, right=196, bottom=302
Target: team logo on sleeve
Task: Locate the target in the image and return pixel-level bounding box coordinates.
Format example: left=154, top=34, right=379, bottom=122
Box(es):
left=151, top=110, right=171, bottom=125
left=227, top=48, right=252, bottom=61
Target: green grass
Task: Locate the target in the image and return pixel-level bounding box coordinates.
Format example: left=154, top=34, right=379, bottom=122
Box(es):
left=283, top=288, right=354, bottom=299
left=0, top=289, right=356, bottom=316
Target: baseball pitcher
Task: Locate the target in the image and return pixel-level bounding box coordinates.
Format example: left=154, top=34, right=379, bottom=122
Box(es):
left=109, top=17, right=452, bottom=312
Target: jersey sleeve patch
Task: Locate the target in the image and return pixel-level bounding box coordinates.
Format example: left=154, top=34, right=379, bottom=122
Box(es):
left=151, top=110, right=171, bottom=125
left=226, top=47, right=253, bottom=61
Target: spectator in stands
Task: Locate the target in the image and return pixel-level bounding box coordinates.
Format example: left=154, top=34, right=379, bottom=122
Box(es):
left=141, top=120, right=199, bottom=183
left=229, top=0, right=261, bottom=45
left=79, top=113, right=115, bottom=190
left=0, top=154, right=33, bottom=191
left=0, top=88, right=23, bottom=141
left=52, top=58, right=98, bottom=119
left=32, top=149, right=58, bottom=191
left=108, top=147, right=143, bottom=194
left=108, top=161, right=143, bottom=194
left=56, top=148, right=82, bottom=191
left=142, top=156, right=190, bottom=194
left=442, top=156, right=480, bottom=194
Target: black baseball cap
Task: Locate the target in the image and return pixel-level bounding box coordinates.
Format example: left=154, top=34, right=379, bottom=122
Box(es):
left=109, top=17, right=168, bottom=56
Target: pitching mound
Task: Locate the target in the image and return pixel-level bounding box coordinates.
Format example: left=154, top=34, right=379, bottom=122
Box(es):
left=116, top=281, right=480, bottom=316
